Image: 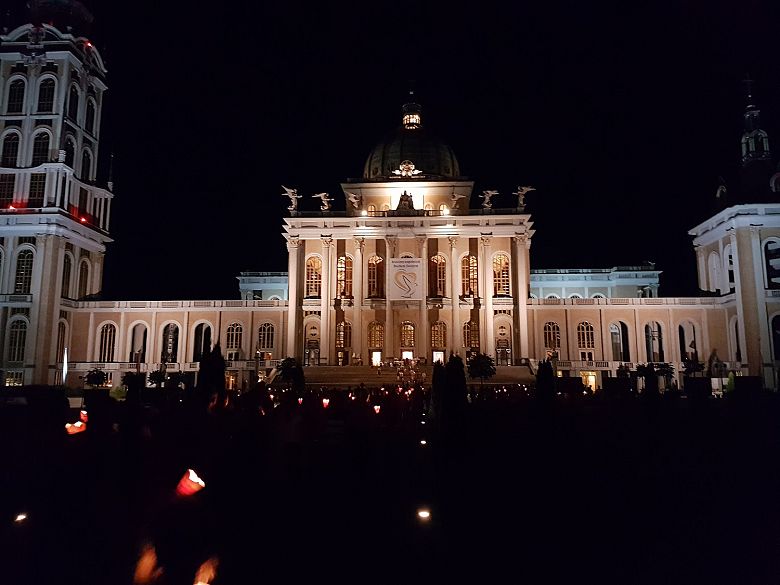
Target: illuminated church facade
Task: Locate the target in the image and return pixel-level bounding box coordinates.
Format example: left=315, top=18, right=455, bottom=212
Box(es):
left=2, top=12, right=780, bottom=391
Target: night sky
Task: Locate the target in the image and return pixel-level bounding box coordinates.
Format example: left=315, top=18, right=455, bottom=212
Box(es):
left=9, top=1, right=780, bottom=299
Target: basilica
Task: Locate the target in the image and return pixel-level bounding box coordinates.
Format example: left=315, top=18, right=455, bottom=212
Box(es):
left=1, top=11, right=780, bottom=392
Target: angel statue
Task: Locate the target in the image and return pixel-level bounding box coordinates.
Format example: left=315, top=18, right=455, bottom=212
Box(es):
left=450, top=192, right=467, bottom=209
left=512, top=186, right=536, bottom=207
left=281, top=185, right=302, bottom=211
left=481, top=190, right=499, bottom=209
left=346, top=191, right=362, bottom=210
left=312, top=192, right=334, bottom=211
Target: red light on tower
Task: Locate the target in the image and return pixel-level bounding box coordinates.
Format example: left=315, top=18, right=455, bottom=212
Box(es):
left=322, top=398, right=330, bottom=408
left=374, top=405, right=381, bottom=414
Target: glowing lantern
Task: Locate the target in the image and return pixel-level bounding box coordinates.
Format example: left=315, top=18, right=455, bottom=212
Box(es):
left=8, top=205, right=14, bottom=210
left=79, top=410, right=88, bottom=423
left=193, top=556, right=219, bottom=585
left=65, top=420, right=86, bottom=435
left=297, top=397, right=303, bottom=405
left=80, top=217, right=86, bottom=223
left=322, top=398, right=330, bottom=408
left=420, top=440, right=427, bottom=446
left=269, top=394, right=274, bottom=401
left=176, top=468, right=205, bottom=497
left=14, top=513, right=27, bottom=523
left=417, top=508, right=431, bottom=520
left=373, top=405, right=381, bottom=414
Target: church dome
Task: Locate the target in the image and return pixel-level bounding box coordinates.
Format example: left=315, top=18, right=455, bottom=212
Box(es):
left=363, top=95, right=460, bottom=180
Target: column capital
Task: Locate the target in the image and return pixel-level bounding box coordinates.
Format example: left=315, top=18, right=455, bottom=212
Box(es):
left=286, top=236, right=300, bottom=250
left=448, top=236, right=459, bottom=249
left=385, top=236, right=398, bottom=257
left=321, top=237, right=334, bottom=249
left=353, top=237, right=365, bottom=252
left=480, top=235, right=493, bottom=248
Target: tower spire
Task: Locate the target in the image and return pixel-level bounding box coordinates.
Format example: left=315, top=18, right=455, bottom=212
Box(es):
left=401, top=88, right=422, bottom=129
left=740, top=78, right=771, bottom=167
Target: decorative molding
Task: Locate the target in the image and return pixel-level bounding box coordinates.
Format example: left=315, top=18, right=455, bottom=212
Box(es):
left=286, top=236, right=300, bottom=250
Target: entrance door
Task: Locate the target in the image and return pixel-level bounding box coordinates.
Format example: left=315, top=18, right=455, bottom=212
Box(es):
left=305, top=339, right=320, bottom=366
left=371, top=351, right=382, bottom=367
left=432, top=350, right=445, bottom=364
left=402, top=350, right=414, bottom=361
left=580, top=370, right=597, bottom=390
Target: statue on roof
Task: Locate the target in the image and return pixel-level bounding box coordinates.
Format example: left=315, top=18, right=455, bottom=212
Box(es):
left=450, top=192, right=467, bottom=209
left=312, top=192, right=334, bottom=211
left=396, top=190, right=415, bottom=211
left=281, top=185, right=301, bottom=211
left=481, top=190, right=498, bottom=209
left=346, top=191, right=362, bottom=210
left=513, top=186, right=536, bottom=207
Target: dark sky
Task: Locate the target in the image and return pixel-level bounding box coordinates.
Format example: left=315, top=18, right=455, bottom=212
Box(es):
left=11, top=1, right=780, bottom=299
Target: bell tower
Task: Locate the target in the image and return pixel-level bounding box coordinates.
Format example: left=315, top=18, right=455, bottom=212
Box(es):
left=0, top=4, right=113, bottom=385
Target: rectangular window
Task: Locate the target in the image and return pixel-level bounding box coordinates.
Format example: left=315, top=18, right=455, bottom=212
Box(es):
left=5, top=371, right=24, bottom=386
left=28, top=174, right=46, bottom=207
left=0, top=175, right=15, bottom=206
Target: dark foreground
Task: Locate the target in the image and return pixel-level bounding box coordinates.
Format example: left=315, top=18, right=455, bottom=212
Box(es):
left=2, top=390, right=780, bottom=584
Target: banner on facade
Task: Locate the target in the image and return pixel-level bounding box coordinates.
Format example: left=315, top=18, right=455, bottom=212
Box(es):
left=388, top=258, right=423, bottom=300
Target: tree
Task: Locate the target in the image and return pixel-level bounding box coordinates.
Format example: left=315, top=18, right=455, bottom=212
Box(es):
left=84, top=368, right=107, bottom=388
left=467, top=352, right=496, bottom=385
left=148, top=369, right=165, bottom=389
left=535, top=359, right=556, bottom=399
left=277, top=357, right=305, bottom=394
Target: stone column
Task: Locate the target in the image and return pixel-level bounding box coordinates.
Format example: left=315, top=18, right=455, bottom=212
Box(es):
left=695, top=245, right=706, bottom=290
left=448, top=236, right=459, bottom=355
left=385, top=236, right=397, bottom=360
left=749, top=226, right=773, bottom=386
left=513, top=234, right=530, bottom=359
left=285, top=237, right=301, bottom=359
left=353, top=237, right=365, bottom=363
left=481, top=235, right=494, bottom=358
left=417, top=236, right=428, bottom=360
left=320, top=237, right=333, bottom=365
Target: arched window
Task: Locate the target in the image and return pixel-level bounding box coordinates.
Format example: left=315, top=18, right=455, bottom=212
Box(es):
left=461, top=255, right=478, bottom=296
left=545, top=293, right=560, bottom=299
left=367, top=204, right=376, bottom=214
left=492, top=253, right=510, bottom=296
left=85, top=99, right=96, bottom=134
left=128, top=323, right=147, bottom=363
left=431, top=321, right=446, bottom=348
left=592, top=293, right=606, bottom=299
left=305, top=256, right=322, bottom=298
left=336, top=321, right=352, bottom=348
left=400, top=321, right=415, bottom=347
left=81, top=149, right=92, bottom=180
left=160, top=323, right=179, bottom=363
left=61, top=254, right=72, bottom=298
left=56, top=321, right=67, bottom=364
left=37, top=78, right=55, bottom=113
left=463, top=321, right=480, bottom=349
left=568, top=294, right=583, bottom=299
left=771, top=316, right=780, bottom=361
left=723, top=245, right=735, bottom=293
left=98, top=323, right=116, bottom=362
left=577, top=322, right=595, bottom=349
left=31, top=132, right=50, bottom=166
left=439, top=203, right=449, bottom=215
left=336, top=255, right=352, bottom=297
left=192, top=323, right=212, bottom=361
left=367, top=255, right=384, bottom=297
left=77, top=260, right=90, bottom=298
left=6, top=79, right=25, bottom=114
left=610, top=322, right=630, bottom=361
left=64, top=136, right=76, bottom=168
left=258, top=323, right=275, bottom=350
left=429, top=254, right=446, bottom=297
left=7, top=320, right=27, bottom=362
left=644, top=322, right=664, bottom=362
left=764, top=240, right=780, bottom=289
left=14, top=250, right=33, bottom=294
left=678, top=322, right=697, bottom=361
left=368, top=321, right=384, bottom=348
left=1, top=133, right=20, bottom=167
left=226, top=322, right=243, bottom=360
left=543, top=322, right=560, bottom=350
left=67, top=85, right=79, bottom=120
